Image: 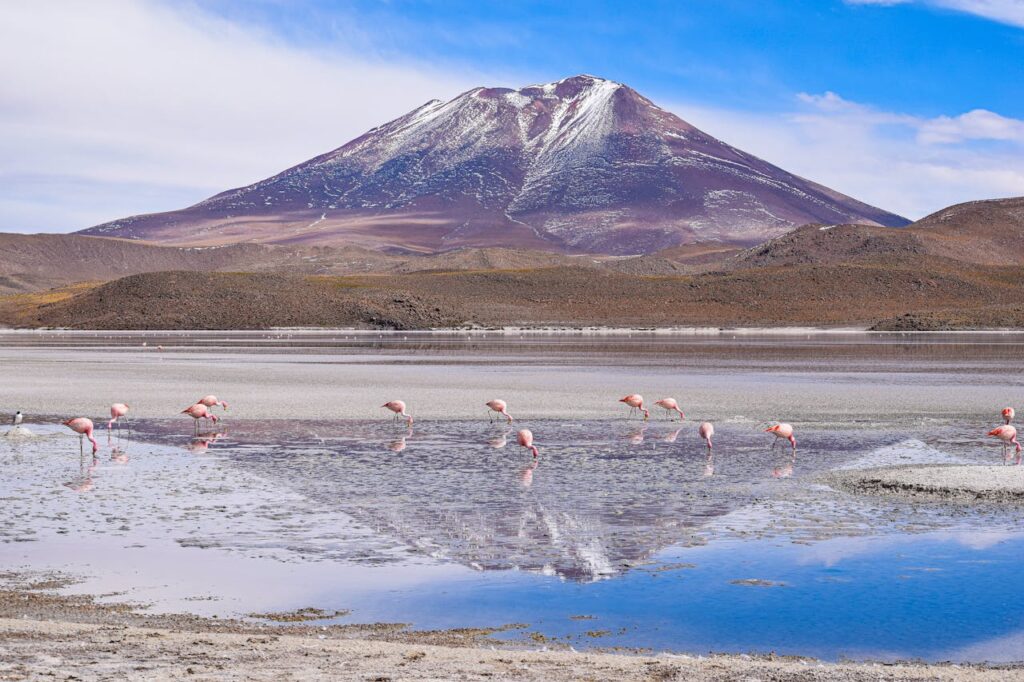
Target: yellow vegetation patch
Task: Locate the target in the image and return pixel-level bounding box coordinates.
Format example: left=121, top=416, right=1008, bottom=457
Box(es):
left=3, top=281, right=101, bottom=308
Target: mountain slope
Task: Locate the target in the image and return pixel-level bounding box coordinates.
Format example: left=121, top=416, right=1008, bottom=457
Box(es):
left=82, top=75, right=907, bottom=255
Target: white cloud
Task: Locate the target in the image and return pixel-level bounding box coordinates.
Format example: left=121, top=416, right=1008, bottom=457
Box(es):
left=667, top=93, right=1024, bottom=220
left=918, top=109, right=1024, bottom=144
left=846, top=0, right=1024, bottom=28
left=0, top=0, right=484, bottom=232
left=932, top=0, right=1024, bottom=27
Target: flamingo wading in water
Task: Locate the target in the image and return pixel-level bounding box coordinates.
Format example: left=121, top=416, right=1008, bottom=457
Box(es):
left=989, top=425, right=1021, bottom=460
left=619, top=394, right=649, bottom=421
left=699, top=421, right=714, bottom=451
left=766, top=423, right=797, bottom=452
left=517, top=429, right=538, bottom=458
left=107, top=403, right=130, bottom=432
left=182, top=404, right=218, bottom=434
left=63, top=418, right=98, bottom=455
left=382, top=400, right=413, bottom=426
left=654, top=398, right=685, bottom=421
left=486, top=399, right=514, bottom=423
left=199, top=395, right=229, bottom=411
left=1003, top=407, right=1015, bottom=425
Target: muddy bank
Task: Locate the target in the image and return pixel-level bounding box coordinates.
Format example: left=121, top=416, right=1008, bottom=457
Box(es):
left=827, top=464, right=1024, bottom=504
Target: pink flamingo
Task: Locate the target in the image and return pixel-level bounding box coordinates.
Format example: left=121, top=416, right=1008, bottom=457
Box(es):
left=182, top=403, right=218, bottom=433
left=107, top=403, right=130, bottom=431
left=63, top=417, right=98, bottom=455
left=486, top=399, right=514, bottom=423
left=517, top=428, right=538, bottom=458
left=699, top=421, right=714, bottom=451
left=1003, top=407, right=1015, bottom=425
left=654, top=398, right=685, bottom=421
left=989, top=425, right=1021, bottom=460
left=382, top=400, right=413, bottom=426
left=619, top=394, right=649, bottom=420
left=199, top=395, right=229, bottom=411
left=766, top=423, right=796, bottom=452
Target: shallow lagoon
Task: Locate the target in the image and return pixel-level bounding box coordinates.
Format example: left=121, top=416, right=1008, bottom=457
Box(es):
left=1, top=332, right=1023, bottom=662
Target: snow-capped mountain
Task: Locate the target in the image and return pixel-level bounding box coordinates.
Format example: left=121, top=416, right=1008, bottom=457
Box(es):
left=82, top=75, right=908, bottom=254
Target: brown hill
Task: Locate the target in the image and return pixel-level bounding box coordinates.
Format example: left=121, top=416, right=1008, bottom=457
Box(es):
left=909, top=196, right=1024, bottom=265
left=0, top=233, right=411, bottom=295
left=721, top=196, right=1024, bottom=271
left=5, top=260, right=1021, bottom=331
left=4, top=196, right=1022, bottom=330
left=1, top=271, right=466, bottom=330
left=0, top=234, right=586, bottom=295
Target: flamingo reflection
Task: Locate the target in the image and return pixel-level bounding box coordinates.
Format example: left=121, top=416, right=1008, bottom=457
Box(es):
left=703, top=450, right=715, bottom=477
left=520, top=458, right=539, bottom=488
left=187, top=432, right=226, bottom=454
left=661, top=427, right=683, bottom=443
left=388, top=427, right=413, bottom=452
left=771, top=454, right=796, bottom=479
left=488, top=427, right=513, bottom=449
left=64, top=456, right=98, bottom=493
left=626, top=425, right=647, bottom=445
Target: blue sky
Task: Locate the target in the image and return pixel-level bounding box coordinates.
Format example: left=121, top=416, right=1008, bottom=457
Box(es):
left=206, top=0, right=1024, bottom=117
left=1, top=0, right=1022, bottom=232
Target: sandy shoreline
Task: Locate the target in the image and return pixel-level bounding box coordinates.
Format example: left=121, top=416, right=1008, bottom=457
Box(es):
left=1, top=584, right=1021, bottom=681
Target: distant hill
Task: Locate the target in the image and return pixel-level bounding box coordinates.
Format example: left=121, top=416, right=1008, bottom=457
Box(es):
left=724, top=196, right=1024, bottom=270
left=80, top=74, right=907, bottom=255
left=4, top=196, right=1022, bottom=330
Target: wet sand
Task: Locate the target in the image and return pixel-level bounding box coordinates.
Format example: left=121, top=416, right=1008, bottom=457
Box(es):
left=829, top=464, right=1024, bottom=503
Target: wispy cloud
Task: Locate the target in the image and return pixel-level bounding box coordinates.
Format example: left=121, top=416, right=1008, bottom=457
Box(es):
left=846, top=0, right=1024, bottom=28
left=932, top=0, right=1024, bottom=27
left=0, top=0, right=483, bottom=232
left=668, top=92, right=1024, bottom=220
